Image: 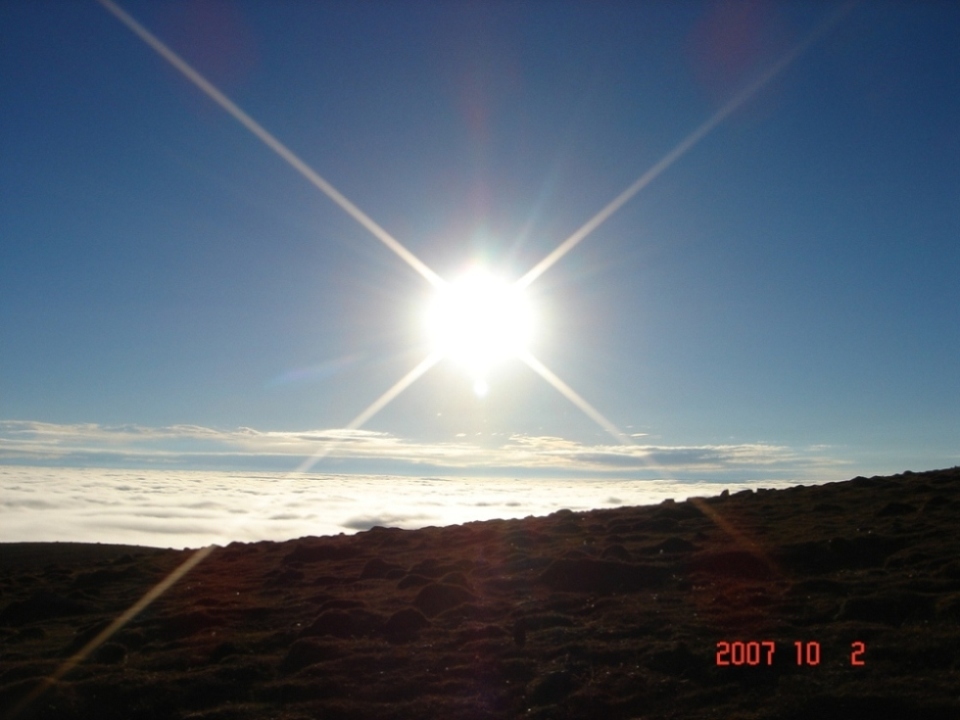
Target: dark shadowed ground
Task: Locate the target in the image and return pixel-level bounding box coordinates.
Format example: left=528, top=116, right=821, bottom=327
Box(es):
left=2, top=467, right=960, bottom=719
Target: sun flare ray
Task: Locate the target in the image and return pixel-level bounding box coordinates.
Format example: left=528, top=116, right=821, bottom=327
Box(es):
left=516, top=2, right=856, bottom=290
left=96, top=0, right=443, bottom=288
left=8, top=545, right=215, bottom=719
left=294, top=351, right=443, bottom=474
left=519, top=351, right=631, bottom=445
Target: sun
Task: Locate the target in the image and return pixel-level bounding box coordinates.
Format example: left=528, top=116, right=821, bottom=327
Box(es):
left=425, top=267, right=535, bottom=396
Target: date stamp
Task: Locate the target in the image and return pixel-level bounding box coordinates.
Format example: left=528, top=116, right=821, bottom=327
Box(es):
left=715, top=640, right=866, bottom=666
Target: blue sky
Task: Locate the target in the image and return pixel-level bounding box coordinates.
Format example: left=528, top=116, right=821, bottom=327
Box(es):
left=1, top=1, right=958, bottom=481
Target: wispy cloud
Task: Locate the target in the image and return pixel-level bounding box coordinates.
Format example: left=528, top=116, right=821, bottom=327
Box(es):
left=264, top=352, right=368, bottom=388
left=0, top=419, right=849, bottom=481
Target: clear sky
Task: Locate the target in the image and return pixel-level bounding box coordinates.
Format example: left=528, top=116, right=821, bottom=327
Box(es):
left=1, top=1, right=958, bottom=483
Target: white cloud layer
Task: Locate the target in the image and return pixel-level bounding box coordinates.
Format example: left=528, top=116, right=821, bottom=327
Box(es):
left=1, top=465, right=809, bottom=549
left=0, top=420, right=849, bottom=480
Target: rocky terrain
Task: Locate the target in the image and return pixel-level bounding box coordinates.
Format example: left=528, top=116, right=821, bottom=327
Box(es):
left=2, top=467, right=960, bottom=719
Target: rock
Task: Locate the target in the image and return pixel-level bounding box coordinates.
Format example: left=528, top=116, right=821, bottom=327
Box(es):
left=835, top=592, right=935, bottom=626
left=359, top=558, right=404, bottom=580
left=512, top=618, right=526, bottom=647
left=301, top=609, right=383, bottom=638
left=600, top=544, right=632, bottom=561
left=382, top=608, right=431, bottom=643
left=159, top=610, right=225, bottom=639
left=397, top=574, right=432, bottom=590
left=438, top=571, right=470, bottom=587
left=527, top=670, right=577, bottom=706
left=93, top=642, right=127, bottom=664
left=876, top=502, right=917, bottom=517
left=282, top=542, right=359, bottom=564
left=413, top=583, right=476, bottom=617
left=0, top=590, right=96, bottom=626
left=280, top=638, right=345, bottom=673
left=652, top=537, right=696, bottom=553
left=687, top=550, right=774, bottom=580
left=539, top=558, right=668, bottom=593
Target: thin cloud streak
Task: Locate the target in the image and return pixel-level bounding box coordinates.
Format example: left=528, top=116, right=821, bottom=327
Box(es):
left=0, top=420, right=848, bottom=479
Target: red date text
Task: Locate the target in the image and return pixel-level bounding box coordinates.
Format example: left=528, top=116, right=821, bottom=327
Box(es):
left=716, top=640, right=866, bottom=666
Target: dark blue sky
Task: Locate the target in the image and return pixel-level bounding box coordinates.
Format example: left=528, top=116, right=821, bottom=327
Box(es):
left=1, top=1, right=958, bottom=479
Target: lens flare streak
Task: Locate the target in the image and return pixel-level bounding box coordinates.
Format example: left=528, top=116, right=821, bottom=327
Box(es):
left=295, top=351, right=444, bottom=474
left=8, top=545, right=215, bottom=719
left=516, top=2, right=857, bottom=290
left=519, top=351, right=631, bottom=445
left=95, top=0, right=443, bottom=288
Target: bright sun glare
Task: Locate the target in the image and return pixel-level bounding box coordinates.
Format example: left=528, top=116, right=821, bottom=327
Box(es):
left=425, top=268, right=534, bottom=396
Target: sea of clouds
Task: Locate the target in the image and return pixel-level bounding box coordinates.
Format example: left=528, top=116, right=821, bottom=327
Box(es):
left=1, top=465, right=810, bottom=549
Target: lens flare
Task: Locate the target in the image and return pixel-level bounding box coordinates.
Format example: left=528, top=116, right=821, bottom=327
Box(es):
left=424, top=269, right=534, bottom=392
